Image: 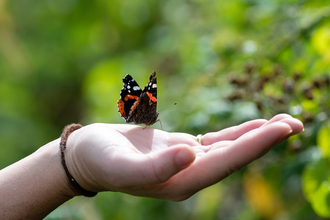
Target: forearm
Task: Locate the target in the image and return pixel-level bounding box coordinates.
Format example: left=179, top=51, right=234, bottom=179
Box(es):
left=0, top=139, right=74, bottom=219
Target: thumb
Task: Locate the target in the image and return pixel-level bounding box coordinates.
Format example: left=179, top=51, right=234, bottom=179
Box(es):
left=146, top=145, right=196, bottom=184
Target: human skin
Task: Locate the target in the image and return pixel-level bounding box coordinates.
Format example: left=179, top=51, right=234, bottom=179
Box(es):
left=0, top=114, right=304, bottom=219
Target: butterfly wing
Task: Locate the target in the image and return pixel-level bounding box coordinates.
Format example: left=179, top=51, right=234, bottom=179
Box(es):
left=117, top=74, right=142, bottom=121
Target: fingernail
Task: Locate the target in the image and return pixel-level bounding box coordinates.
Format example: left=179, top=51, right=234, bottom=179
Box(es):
left=175, top=147, right=195, bottom=169
left=286, top=129, right=293, bottom=135
left=275, top=121, right=293, bottom=135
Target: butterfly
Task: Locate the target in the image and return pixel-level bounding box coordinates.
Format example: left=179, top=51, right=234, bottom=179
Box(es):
left=117, top=71, right=159, bottom=126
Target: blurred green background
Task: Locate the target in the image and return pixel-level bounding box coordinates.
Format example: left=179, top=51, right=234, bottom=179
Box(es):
left=1, top=0, right=330, bottom=219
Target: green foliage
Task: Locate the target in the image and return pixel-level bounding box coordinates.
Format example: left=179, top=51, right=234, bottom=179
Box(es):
left=302, top=157, right=330, bottom=218
left=317, top=123, right=330, bottom=157
left=1, top=0, right=330, bottom=219
left=302, top=123, right=330, bottom=218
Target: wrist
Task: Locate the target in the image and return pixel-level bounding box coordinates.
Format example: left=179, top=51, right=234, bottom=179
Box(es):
left=60, top=124, right=98, bottom=196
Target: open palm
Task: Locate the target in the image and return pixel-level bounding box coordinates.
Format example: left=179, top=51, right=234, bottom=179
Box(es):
left=66, top=114, right=303, bottom=201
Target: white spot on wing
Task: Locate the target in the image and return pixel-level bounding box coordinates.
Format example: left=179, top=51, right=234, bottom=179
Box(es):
left=128, top=90, right=131, bottom=93
left=133, top=86, right=141, bottom=91
left=127, top=85, right=131, bottom=89
left=152, top=84, right=157, bottom=88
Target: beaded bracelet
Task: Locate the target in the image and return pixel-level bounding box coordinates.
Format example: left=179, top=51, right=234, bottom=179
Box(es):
left=60, top=124, right=97, bottom=197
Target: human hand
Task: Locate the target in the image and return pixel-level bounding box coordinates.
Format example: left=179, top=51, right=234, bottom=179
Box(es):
left=65, top=114, right=303, bottom=201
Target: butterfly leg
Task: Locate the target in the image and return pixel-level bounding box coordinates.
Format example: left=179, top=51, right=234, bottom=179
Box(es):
left=157, top=119, right=164, bottom=131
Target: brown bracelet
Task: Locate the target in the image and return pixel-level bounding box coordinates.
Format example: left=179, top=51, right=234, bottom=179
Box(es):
left=60, top=123, right=98, bottom=197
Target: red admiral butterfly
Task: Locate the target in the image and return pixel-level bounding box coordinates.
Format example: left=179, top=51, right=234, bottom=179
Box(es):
left=117, top=71, right=159, bottom=126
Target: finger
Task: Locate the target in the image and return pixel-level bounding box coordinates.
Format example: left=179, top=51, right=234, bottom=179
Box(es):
left=260, top=113, right=293, bottom=127
left=167, top=133, right=199, bottom=147
left=202, top=119, right=267, bottom=145
left=179, top=122, right=293, bottom=194
left=271, top=117, right=304, bottom=146
left=221, top=122, right=292, bottom=168
left=277, top=117, right=304, bottom=135
left=111, top=145, right=196, bottom=187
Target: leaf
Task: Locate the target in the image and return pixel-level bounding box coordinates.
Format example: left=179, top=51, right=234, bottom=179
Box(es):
left=311, top=25, right=330, bottom=55
left=317, top=123, right=330, bottom=158
left=310, top=181, right=330, bottom=218
left=302, top=157, right=330, bottom=217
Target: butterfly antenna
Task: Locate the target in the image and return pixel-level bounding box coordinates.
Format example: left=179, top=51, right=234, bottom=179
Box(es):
left=157, top=102, right=177, bottom=113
